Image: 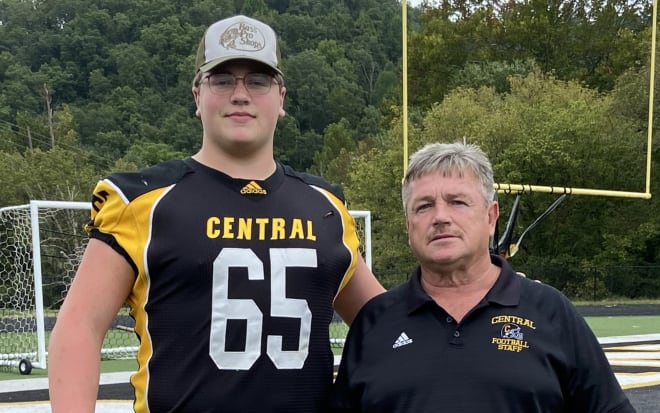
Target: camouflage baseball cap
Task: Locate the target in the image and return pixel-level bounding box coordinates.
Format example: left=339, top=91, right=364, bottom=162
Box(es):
left=195, top=15, right=282, bottom=75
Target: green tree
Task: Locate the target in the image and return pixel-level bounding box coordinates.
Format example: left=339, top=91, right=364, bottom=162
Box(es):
left=284, top=49, right=336, bottom=132
left=342, top=126, right=413, bottom=288
left=0, top=147, right=98, bottom=206
left=120, top=142, right=188, bottom=168
left=417, top=71, right=645, bottom=294
left=311, top=118, right=357, bottom=181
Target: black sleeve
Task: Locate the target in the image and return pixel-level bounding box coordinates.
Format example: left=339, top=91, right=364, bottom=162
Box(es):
left=558, top=294, right=637, bottom=413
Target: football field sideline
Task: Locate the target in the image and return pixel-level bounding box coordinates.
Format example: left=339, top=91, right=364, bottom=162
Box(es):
left=1, top=333, right=659, bottom=413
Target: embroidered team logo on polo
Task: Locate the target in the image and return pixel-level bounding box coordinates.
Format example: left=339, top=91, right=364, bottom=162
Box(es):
left=501, top=323, right=523, bottom=340
left=490, top=315, right=535, bottom=353
left=240, top=181, right=267, bottom=195
left=220, top=21, right=266, bottom=52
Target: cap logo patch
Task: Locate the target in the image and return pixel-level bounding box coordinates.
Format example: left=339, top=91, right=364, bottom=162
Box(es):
left=220, top=22, right=266, bottom=53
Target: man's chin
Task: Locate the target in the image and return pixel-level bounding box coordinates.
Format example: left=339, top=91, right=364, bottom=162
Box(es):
left=423, top=253, right=462, bottom=268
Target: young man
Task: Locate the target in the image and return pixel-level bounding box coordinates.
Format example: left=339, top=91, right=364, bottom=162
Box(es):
left=48, top=15, right=384, bottom=413
left=332, top=142, right=635, bottom=413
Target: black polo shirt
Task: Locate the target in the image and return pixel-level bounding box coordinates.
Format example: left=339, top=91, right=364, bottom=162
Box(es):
left=331, top=255, right=635, bottom=413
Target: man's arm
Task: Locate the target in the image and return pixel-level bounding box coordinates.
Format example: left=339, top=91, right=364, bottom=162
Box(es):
left=48, top=239, right=135, bottom=413
left=333, top=256, right=385, bottom=326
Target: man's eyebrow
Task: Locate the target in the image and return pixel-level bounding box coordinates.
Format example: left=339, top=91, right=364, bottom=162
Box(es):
left=443, top=192, right=477, bottom=203
left=411, top=194, right=436, bottom=203
left=442, top=191, right=467, bottom=198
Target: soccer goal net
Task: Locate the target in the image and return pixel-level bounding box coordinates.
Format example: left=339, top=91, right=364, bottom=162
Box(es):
left=0, top=201, right=370, bottom=374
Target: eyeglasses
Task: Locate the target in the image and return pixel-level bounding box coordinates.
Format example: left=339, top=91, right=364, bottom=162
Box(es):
left=201, top=73, right=277, bottom=95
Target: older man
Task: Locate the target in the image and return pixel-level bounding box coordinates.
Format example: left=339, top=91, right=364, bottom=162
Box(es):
left=332, top=142, right=635, bottom=413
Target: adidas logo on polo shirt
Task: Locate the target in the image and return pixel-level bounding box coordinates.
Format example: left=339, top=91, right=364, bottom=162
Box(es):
left=392, top=332, right=413, bottom=348
left=240, top=181, right=267, bottom=195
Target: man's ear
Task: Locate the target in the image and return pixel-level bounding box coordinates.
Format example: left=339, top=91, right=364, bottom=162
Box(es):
left=405, top=216, right=411, bottom=246
left=192, top=86, right=201, bottom=116
left=488, top=201, right=499, bottom=236
left=279, top=86, right=286, bottom=118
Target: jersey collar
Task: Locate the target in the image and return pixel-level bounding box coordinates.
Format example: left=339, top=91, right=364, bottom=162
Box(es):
left=184, top=157, right=286, bottom=194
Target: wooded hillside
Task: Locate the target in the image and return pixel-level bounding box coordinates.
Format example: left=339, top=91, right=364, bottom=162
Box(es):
left=1, top=0, right=658, bottom=297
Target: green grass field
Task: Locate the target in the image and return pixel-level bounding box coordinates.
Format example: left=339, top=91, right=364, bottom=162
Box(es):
left=584, top=315, right=660, bottom=337
left=1, top=315, right=658, bottom=380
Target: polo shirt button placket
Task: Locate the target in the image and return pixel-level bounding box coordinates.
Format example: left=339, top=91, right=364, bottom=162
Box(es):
left=450, top=328, right=463, bottom=346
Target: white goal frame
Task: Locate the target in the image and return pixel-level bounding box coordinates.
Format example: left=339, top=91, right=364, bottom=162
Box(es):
left=0, top=200, right=91, bottom=373
left=0, top=200, right=371, bottom=374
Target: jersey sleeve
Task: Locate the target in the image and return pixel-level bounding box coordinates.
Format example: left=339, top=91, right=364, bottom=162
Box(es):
left=283, top=164, right=363, bottom=295
left=85, top=177, right=145, bottom=274
left=283, top=164, right=348, bottom=203
left=311, top=184, right=362, bottom=296
left=85, top=160, right=192, bottom=275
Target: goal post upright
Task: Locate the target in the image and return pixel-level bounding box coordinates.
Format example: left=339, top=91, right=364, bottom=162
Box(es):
left=30, top=202, right=46, bottom=370
left=348, top=210, right=372, bottom=270
left=29, top=200, right=92, bottom=370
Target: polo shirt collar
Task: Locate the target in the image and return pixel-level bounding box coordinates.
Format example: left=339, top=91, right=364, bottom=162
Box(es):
left=405, top=254, right=522, bottom=314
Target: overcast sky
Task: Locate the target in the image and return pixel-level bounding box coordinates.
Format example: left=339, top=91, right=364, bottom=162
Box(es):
left=406, top=0, right=434, bottom=8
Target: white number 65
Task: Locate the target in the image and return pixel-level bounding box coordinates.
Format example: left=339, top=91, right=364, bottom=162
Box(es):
left=209, top=248, right=314, bottom=370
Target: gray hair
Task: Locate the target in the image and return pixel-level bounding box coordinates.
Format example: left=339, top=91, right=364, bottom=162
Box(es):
left=402, top=142, right=495, bottom=211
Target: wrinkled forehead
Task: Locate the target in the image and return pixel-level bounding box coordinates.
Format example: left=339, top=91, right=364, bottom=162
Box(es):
left=403, top=167, right=485, bottom=208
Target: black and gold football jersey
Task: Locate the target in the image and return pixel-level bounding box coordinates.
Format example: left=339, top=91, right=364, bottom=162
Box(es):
left=87, top=158, right=360, bottom=412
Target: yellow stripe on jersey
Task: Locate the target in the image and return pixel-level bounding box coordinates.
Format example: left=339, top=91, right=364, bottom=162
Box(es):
left=309, top=185, right=360, bottom=296
left=87, top=178, right=174, bottom=413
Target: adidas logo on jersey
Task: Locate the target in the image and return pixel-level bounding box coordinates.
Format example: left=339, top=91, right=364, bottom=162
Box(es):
left=240, top=181, right=267, bottom=195
left=392, top=332, right=413, bottom=348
